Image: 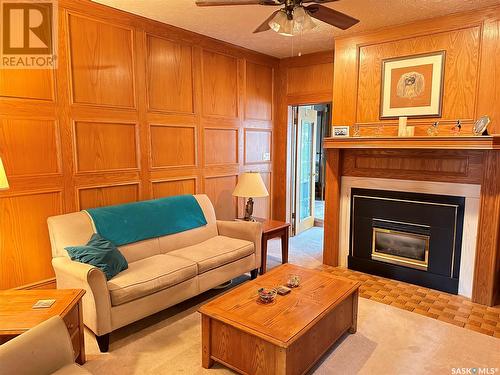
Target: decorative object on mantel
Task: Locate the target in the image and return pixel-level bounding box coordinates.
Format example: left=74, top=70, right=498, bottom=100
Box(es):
left=427, top=121, right=439, bottom=136
left=0, top=158, right=9, bottom=190
left=380, top=51, right=445, bottom=119
left=352, top=124, right=361, bottom=137
left=405, top=126, right=415, bottom=136
left=452, top=120, right=462, bottom=136
left=472, top=115, right=491, bottom=136
left=233, top=172, right=269, bottom=221
left=397, top=116, right=408, bottom=136
left=332, top=126, right=350, bottom=137
left=375, top=123, right=384, bottom=137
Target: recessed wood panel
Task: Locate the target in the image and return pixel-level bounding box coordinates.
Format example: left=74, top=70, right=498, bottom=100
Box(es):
left=0, top=69, right=53, bottom=101
left=202, top=50, right=238, bottom=117
left=74, top=122, right=138, bottom=172
left=152, top=178, right=196, bottom=198
left=477, top=20, right=500, bottom=135
left=244, top=129, right=271, bottom=164
left=356, top=27, right=480, bottom=123
left=341, top=150, right=483, bottom=185
left=252, top=172, right=271, bottom=219
left=150, top=125, right=196, bottom=168
left=0, top=0, right=277, bottom=289
left=0, top=118, right=60, bottom=176
left=78, top=184, right=139, bottom=210
left=204, top=128, right=238, bottom=165
left=286, top=63, right=333, bottom=95
left=0, top=192, right=62, bottom=289
left=68, top=14, right=135, bottom=107
left=205, top=175, right=238, bottom=220
left=147, top=36, right=194, bottom=113
left=245, top=62, right=273, bottom=121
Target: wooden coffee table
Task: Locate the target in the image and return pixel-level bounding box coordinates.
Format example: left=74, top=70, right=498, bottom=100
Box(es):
left=199, top=264, right=360, bottom=375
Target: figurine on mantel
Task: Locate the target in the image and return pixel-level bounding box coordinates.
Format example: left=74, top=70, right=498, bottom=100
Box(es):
left=427, top=121, right=439, bottom=136
left=452, top=120, right=462, bottom=136
left=472, top=115, right=491, bottom=136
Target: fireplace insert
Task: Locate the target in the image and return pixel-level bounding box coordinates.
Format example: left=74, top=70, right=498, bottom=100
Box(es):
left=349, top=188, right=464, bottom=294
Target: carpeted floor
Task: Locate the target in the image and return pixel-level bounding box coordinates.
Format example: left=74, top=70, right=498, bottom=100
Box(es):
left=83, top=292, right=500, bottom=374
left=82, top=227, right=500, bottom=374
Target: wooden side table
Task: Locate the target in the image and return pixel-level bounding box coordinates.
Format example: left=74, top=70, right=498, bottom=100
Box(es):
left=0, top=289, right=86, bottom=364
left=255, top=218, right=290, bottom=275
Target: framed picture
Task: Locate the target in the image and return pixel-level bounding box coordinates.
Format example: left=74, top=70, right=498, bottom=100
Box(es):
left=380, top=51, right=445, bottom=119
left=332, top=126, right=349, bottom=137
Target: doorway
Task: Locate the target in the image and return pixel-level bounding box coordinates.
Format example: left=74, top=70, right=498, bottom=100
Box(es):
left=290, top=103, right=331, bottom=236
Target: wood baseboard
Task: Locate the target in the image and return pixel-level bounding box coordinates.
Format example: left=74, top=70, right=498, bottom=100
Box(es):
left=13, top=278, right=56, bottom=290
left=314, top=219, right=324, bottom=227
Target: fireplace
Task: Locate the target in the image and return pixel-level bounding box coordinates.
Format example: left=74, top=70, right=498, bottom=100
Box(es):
left=349, top=188, right=465, bottom=294
left=371, top=220, right=430, bottom=271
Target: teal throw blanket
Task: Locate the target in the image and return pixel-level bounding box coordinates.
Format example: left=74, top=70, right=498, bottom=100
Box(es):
left=86, top=195, right=207, bottom=246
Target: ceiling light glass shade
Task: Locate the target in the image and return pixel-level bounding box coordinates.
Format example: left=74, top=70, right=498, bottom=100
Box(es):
left=292, top=6, right=317, bottom=34
left=268, top=10, right=293, bottom=36
left=268, top=7, right=317, bottom=36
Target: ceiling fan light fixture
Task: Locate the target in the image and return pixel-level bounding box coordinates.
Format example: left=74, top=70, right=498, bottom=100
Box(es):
left=268, top=6, right=317, bottom=36
left=292, top=6, right=317, bottom=34
left=268, top=10, right=293, bottom=36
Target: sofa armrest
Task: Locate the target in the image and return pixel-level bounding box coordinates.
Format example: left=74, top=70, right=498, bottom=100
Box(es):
left=0, top=316, right=75, bottom=375
left=217, top=220, right=262, bottom=269
left=52, top=257, right=112, bottom=336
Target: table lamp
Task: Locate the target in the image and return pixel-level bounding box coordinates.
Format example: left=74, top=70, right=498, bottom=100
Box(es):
left=233, top=172, right=269, bottom=221
left=0, top=158, right=9, bottom=190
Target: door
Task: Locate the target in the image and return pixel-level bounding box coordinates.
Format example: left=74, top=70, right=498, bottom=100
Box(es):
left=294, top=107, right=317, bottom=234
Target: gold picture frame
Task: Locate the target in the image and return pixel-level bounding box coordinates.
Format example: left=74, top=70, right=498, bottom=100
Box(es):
left=380, top=51, right=445, bottom=119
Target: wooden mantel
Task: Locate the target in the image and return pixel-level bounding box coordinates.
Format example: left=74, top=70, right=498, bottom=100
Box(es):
left=323, top=135, right=500, bottom=150
left=323, top=137, right=500, bottom=306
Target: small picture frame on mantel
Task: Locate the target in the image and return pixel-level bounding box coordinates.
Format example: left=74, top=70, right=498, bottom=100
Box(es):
left=332, top=126, right=350, bottom=137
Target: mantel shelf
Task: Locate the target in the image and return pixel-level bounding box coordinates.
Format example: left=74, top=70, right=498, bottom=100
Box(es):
left=323, top=136, right=500, bottom=150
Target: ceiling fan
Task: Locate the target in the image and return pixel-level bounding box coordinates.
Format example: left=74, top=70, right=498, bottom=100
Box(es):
left=195, top=0, right=360, bottom=36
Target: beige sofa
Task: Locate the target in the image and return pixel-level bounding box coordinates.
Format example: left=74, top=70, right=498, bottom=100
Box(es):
left=0, top=316, right=91, bottom=375
left=47, top=194, right=261, bottom=352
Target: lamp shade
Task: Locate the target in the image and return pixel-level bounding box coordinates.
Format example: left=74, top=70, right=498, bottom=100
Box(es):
left=233, top=172, right=269, bottom=198
left=0, top=158, right=9, bottom=190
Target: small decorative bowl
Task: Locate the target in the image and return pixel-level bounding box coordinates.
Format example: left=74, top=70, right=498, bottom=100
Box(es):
left=257, top=287, right=277, bottom=304
left=287, top=274, right=301, bottom=288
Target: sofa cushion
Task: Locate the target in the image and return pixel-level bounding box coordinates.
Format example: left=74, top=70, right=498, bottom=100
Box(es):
left=107, top=254, right=197, bottom=306
left=65, top=233, right=128, bottom=281
left=169, top=236, right=254, bottom=274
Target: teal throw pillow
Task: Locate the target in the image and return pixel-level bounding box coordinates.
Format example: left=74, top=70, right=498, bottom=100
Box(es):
left=65, top=233, right=128, bottom=280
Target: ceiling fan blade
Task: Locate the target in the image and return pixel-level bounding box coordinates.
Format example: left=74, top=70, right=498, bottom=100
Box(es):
left=306, top=4, right=359, bottom=30
left=196, top=0, right=280, bottom=6
left=253, top=9, right=281, bottom=33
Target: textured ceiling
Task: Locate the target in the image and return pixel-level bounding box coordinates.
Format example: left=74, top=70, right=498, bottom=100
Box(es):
left=91, top=0, right=500, bottom=58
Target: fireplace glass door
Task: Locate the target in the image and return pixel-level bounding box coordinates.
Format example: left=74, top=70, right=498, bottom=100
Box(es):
left=371, top=227, right=429, bottom=271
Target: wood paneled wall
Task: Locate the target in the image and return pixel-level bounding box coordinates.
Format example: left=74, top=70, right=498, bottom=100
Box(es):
left=0, top=0, right=277, bottom=289
left=273, top=51, right=334, bottom=221
left=323, top=5, right=500, bottom=305
left=333, top=6, right=500, bottom=136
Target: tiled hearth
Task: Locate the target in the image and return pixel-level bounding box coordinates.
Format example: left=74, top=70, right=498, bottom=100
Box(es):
left=323, top=266, right=500, bottom=338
